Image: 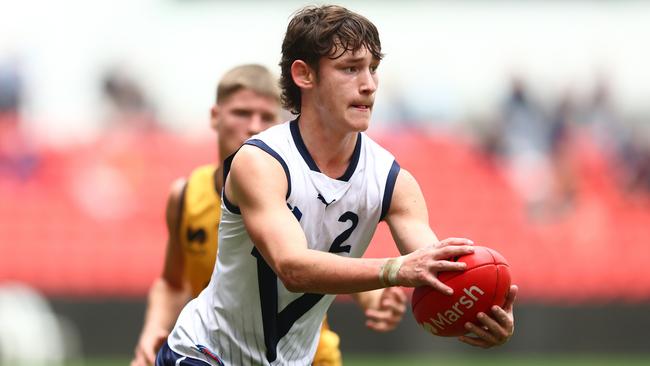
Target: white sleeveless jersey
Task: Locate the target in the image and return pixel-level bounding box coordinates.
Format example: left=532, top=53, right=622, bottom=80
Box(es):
left=168, top=120, right=400, bottom=365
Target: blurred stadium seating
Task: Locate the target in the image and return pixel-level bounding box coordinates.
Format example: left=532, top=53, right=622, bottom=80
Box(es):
left=2, top=129, right=649, bottom=302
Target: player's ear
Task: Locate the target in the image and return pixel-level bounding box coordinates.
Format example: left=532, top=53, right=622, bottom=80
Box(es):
left=291, top=60, right=314, bottom=89
left=210, top=105, right=220, bottom=131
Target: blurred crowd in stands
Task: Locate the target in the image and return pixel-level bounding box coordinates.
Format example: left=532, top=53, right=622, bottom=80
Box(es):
left=100, top=66, right=158, bottom=132
left=478, top=75, right=650, bottom=220
left=3, top=55, right=649, bottom=213
left=2, top=55, right=650, bottom=300
left=0, top=55, right=39, bottom=181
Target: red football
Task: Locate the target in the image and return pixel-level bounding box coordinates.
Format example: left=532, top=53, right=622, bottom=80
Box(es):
left=411, top=246, right=511, bottom=337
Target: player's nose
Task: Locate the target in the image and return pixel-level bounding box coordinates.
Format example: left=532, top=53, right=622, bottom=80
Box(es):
left=248, top=114, right=264, bottom=135
left=359, top=69, right=377, bottom=95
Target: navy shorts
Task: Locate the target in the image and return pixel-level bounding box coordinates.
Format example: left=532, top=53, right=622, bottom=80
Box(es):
left=156, top=341, right=214, bottom=366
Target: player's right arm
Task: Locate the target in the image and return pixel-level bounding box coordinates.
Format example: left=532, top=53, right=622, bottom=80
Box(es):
left=131, top=179, right=192, bottom=366
left=226, top=146, right=472, bottom=294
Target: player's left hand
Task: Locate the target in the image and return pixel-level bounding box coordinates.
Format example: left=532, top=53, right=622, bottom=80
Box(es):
left=459, top=284, right=518, bottom=348
left=364, top=287, right=407, bottom=332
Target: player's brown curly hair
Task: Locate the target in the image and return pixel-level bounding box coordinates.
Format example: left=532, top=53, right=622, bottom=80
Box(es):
left=279, top=5, right=383, bottom=115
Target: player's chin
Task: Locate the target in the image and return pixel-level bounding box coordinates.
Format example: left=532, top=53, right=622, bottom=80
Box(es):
left=345, top=110, right=372, bottom=131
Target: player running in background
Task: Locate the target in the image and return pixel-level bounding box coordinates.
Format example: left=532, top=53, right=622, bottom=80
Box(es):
left=159, top=5, right=517, bottom=365
left=131, top=64, right=406, bottom=366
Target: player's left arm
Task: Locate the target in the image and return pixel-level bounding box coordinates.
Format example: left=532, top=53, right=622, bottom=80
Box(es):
left=384, top=168, right=517, bottom=347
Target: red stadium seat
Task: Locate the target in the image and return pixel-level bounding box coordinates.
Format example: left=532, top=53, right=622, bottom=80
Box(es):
left=1, top=129, right=649, bottom=302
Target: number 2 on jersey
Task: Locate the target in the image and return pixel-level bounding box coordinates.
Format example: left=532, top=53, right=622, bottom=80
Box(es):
left=251, top=208, right=358, bottom=362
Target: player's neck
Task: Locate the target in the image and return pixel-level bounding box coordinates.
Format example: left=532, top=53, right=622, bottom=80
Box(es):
left=297, top=109, right=358, bottom=179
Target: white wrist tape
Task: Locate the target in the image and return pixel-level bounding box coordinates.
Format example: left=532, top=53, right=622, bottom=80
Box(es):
left=379, top=256, right=404, bottom=287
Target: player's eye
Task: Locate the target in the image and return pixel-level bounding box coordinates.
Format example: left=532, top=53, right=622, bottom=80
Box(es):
left=232, top=109, right=252, bottom=118
left=369, top=64, right=379, bottom=74
left=262, top=113, right=276, bottom=123
left=343, top=66, right=358, bottom=74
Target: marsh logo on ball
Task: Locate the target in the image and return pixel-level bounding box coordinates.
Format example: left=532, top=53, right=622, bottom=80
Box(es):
left=421, top=285, right=485, bottom=335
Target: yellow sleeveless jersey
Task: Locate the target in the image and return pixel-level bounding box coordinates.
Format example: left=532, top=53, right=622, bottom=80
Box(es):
left=178, top=164, right=341, bottom=365
left=179, top=164, right=220, bottom=297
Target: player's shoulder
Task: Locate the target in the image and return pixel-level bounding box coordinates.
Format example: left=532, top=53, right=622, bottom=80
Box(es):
left=168, top=164, right=216, bottom=210
left=229, top=138, right=290, bottom=192
left=360, top=132, right=396, bottom=163
left=168, top=177, right=188, bottom=205
left=250, top=120, right=291, bottom=141
left=239, top=121, right=293, bottom=169
left=232, top=143, right=284, bottom=176
left=188, top=164, right=217, bottom=183
left=165, top=177, right=187, bottom=226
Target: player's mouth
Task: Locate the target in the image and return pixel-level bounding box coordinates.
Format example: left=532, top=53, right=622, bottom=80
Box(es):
left=351, top=103, right=372, bottom=111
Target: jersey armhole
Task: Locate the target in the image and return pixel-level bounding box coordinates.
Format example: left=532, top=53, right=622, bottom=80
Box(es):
left=221, top=139, right=292, bottom=215
left=379, top=159, right=401, bottom=222
left=221, top=151, right=241, bottom=214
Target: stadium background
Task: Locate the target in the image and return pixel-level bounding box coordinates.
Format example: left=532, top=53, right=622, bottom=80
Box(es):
left=1, top=0, right=650, bottom=365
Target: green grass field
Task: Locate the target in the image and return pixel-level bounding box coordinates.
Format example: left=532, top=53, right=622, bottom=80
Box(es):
left=69, top=354, right=650, bottom=366
left=343, top=354, right=650, bottom=366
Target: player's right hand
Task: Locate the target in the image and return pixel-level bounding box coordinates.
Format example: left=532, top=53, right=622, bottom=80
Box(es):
left=396, top=237, right=474, bottom=294
left=130, top=328, right=169, bottom=366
